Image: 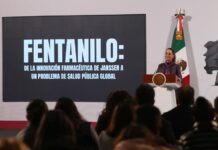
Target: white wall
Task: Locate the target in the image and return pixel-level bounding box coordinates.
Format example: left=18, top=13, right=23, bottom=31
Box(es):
left=0, top=0, right=217, bottom=121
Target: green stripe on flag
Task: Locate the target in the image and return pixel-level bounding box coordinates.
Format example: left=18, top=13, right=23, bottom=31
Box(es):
left=171, top=28, right=185, bottom=52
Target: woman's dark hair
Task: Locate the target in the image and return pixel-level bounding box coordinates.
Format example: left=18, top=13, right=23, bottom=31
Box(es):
left=96, top=91, right=133, bottom=134
left=193, top=96, right=214, bottom=122
left=176, top=85, right=194, bottom=106
left=105, top=90, right=132, bottom=114
left=34, top=110, right=76, bottom=150
left=136, top=105, right=161, bottom=135
left=26, top=99, right=48, bottom=126
left=135, top=84, right=155, bottom=105
left=106, top=100, right=135, bottom=137
left=166, top=48, right=176, bottom=63
left=55, top=97, right=83, bottom=129
left=115, top=123, right=155, bottom=145
left=55, top=97, right=99, bottom=150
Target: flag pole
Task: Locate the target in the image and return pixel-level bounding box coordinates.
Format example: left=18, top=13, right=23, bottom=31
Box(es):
left=172, top=9, right=190, bottom=86
left=175, top=8, right=185, bottom=17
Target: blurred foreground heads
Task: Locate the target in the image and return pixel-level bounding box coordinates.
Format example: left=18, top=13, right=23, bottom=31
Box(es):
left=180, top=97, right=218, bottom=150
left=96, top=90, right=133, bottom=135
left=55, top=97, right=99, bottom=150
left=0, top=138, right=30, bottom=150
left=34, top=110, right=78, bottom=150
left=114, top=123, right=175, bottom=150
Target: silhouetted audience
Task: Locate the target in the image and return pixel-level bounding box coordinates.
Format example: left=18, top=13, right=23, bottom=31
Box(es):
left=162, top=86, right=195, bottom=139
left=8, top=86, right=218, bottom=150
left=33, top=110, right=78, bottom=150
left=135, top=84, right=176, bottom=144
left=16, top=99, right=48, bottom=149
left=95, top=90, right=132, bottom=135
left=135, top=84, right=155, bottom=106
left=55, top=97, right=99, bottom=150
left=99, top=100, right=135, bottom=150
left=180, top=97, right=218, bottom=150
left=136, top=105, right=162, bottom=135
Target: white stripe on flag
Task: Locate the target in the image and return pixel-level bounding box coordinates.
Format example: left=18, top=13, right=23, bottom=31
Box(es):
left=175, top=47, right=189, bottom=77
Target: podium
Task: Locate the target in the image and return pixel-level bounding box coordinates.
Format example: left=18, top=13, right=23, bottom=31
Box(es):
left=144, top=73, right=181, bottom=113
left=144, top=74, right=181, bottom=89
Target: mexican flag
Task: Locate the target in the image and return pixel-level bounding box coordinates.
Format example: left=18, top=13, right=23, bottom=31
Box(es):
left=171, top=15, right=190, bottom=85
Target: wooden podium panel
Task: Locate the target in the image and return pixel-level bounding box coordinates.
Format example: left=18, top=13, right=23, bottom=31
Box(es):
left=144, top=74, right=181, bottom=89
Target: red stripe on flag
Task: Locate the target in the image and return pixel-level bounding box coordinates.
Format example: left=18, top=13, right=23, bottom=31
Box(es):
left=178, top=15, right=183, bottom=32
left=182, top=75, right=190, bottom=86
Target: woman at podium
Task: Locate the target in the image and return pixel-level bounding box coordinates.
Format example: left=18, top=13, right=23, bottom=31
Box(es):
left=156, top=48, right=182, bottom=81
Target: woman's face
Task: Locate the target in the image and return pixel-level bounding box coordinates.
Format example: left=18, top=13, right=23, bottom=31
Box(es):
left=165, top=49, right=174, bottom=63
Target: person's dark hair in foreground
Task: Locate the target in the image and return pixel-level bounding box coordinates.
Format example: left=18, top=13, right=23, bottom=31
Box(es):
left=162, top=85, right=195, bottom=139
left=180, top=96, right=218, bottom=150
left=176, top=85, right=194, bottom=106
left=114, top=123, right=176, bottom=150
left=55, top=97, right=83, bottom=129
left=33, top=110, right=78, bottom=150
left=136, top=105, right=162, bottom=135
left=99, top=100, right=135, bottom=150
left=23, top=99, right=48, bottom=148
left=96, top=90, right=132, bottom=134
left=26, top=99, right=48, bottom=125
left=115, top=123, right=155, bottom=145
left=135, top=84, right=176, bottom=145
left=106, top=100, right=135, bottom=137
left=55, top=97, right=99, bottom=150
left=135, top=84, right=155, bottom=105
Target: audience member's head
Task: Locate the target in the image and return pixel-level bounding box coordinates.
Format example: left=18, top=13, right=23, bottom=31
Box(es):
left=193, top=96, right=214, bottom=122
left=105, top=90, right=132, bottom=114
left=176, top=85, right=194, bottom=106
left=55, top=98, right=98, bottom=150
left=39, top=110, right=75, bottom=137
left=34, top=110, right=76, bottom=150
left=55, top=97, right=82, bottom=121
left=115, top=123, right=155, bottom=145
left=0, top=138, right=30, bottom=150
left=26, top=99, right=48, bottom=126
left=96, top=90, right=133, bottom=134
left=114, top=123, right=172, bottom=150
left=135, top=84, right=155, bottom=106
left=136, top=105, right=161, bottom=135
left=106, top=100, right=135, bottom=138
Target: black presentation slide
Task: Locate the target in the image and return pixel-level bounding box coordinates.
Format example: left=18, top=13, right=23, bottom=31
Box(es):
left=3, top=14, right=146, bottom=102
